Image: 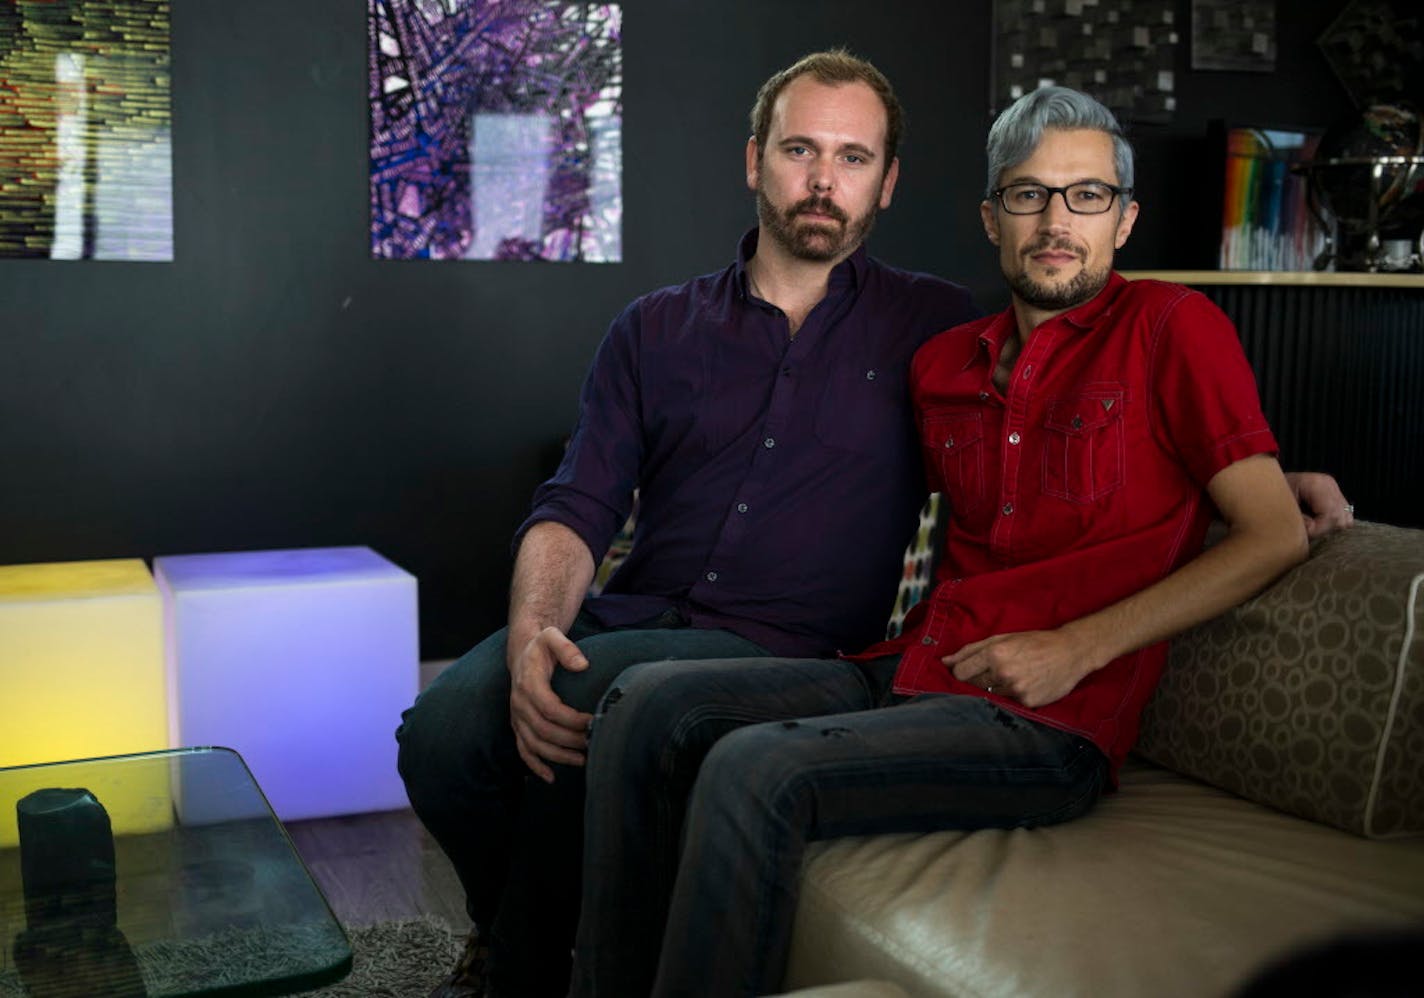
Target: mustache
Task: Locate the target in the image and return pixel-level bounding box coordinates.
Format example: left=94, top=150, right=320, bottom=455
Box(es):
left=1023, top=236, right=1085, bottom=259
left=787, top=196, right=848, bottom=224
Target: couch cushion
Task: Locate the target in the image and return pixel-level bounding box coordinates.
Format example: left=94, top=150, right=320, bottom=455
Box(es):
left=773, top=982, right=909, bottom=998
left=783, top=762, right=1424, bottom=998
left=1134, top=520, right=1424, bottom=837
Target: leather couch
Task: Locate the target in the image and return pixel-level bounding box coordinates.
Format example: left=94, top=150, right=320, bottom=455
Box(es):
left=777, top=521, right=1424, bottom=997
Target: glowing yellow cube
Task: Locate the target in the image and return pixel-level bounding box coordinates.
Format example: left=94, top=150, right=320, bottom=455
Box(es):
left=0, top=559, right=168, bottom=771
left=0, top=753, right=175, bottom=846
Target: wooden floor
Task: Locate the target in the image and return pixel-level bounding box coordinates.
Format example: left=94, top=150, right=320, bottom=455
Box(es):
left=285, top=806, right=469, bottom=932
left=282, top=658, right=469, bottom=932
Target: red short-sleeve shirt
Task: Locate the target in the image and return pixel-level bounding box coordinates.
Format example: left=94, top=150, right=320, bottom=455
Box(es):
left=859, top=274, right=1278, bottom=776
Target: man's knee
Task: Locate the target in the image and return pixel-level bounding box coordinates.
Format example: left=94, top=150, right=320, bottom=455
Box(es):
left=395, top=631, right=512, bottom=788
left=556, top=629, right=704, bottom=717
left=584, top=660, right=713, bottom=780
left=697, top=722, right=812, bottom=819
left=592, top=658, right=703, bottom=729
left=548, top=643, right=631, bottom=716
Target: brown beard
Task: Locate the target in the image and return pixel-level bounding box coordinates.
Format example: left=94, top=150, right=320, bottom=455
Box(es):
left=757, top=186, right=878, bottom=262
left=1006, top=237, right=1111, bottom=312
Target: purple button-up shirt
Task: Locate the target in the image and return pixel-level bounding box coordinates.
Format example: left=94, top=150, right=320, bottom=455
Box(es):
left=517, top=231, right=979, bottom=657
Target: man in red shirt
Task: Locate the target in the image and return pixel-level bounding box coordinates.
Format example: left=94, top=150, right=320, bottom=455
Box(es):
left=569, top=86, right=1311, bottom=997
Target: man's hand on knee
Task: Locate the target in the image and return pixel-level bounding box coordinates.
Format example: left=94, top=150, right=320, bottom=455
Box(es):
left=508, top=625, right=593, bottom=783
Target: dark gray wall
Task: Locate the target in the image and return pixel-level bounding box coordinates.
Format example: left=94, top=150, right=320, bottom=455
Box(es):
left=0, top=1, right=1367, bottom=657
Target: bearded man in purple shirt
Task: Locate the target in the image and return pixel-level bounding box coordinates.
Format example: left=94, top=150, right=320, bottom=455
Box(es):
left=396, top=50, right=1351, bottom=998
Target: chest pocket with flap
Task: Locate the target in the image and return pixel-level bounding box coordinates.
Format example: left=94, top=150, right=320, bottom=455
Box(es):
left=1041, top=390, right=1125, bottom=503
left=921, top=409, right=987, bottom=518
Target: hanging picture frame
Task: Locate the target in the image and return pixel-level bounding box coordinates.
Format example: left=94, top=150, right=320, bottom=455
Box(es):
left=1191, top=0, right=1277, bottom=73
left=0, top=0, right=173, bottom=261
left=369, top=0, right=623, bottom=262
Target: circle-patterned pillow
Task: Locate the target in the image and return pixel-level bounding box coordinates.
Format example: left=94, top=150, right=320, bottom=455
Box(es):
left=1136, top=521, right=1423, bottom=838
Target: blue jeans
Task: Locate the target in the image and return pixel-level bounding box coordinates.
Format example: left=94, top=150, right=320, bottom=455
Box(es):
left=394, top=609, right=768, bottom=997
left=570, top=655, right=1109, bottom=998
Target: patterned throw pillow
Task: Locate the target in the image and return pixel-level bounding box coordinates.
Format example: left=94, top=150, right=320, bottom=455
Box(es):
left=590, top=506, right=637, bottom=596
left=885, top=494, right=945, bottom=638
left=1135, top=521, right=1424, bottom=838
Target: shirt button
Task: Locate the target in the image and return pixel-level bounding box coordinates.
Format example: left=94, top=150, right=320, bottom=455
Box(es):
left=943, top=436, right=954, bottom=447
left=921, top=635, right=936, bottom=645
left=1008, top=431, right=1021, bottom=445
left=865, top=369, right=877, bottom=381
left=979, top=390, right=989, bottom=401
left=736, top=503, right=749, bottom=513
left=1002, top=502, right=1015, bottom=515
left=706, top=571, right=718, bottom=582
left=1022, top=364, right=1034, bottom=379
left=763, top=437, right=776, bottom=449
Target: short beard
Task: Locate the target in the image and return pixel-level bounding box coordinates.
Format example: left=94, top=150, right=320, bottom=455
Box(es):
left=757, top=186, right=877, bottom=262
left=1006, top=239, right=1111, bottom=312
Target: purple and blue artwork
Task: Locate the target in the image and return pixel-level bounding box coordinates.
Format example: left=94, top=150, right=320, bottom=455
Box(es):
left=369, top=0, right=623, bottom=262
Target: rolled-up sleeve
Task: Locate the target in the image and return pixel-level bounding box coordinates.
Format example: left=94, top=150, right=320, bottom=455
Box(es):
left=1148, top=291, right=1278, bottom=488
left=513, top=302, right=645, bottom=565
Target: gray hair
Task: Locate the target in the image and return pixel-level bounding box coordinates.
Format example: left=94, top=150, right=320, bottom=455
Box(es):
left=984, top=86, right=1134, bottom=200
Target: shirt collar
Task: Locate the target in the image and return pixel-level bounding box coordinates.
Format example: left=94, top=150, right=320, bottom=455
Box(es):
left=970, top=309, right=1017, bottom=371
left=969, top=271, right=1127, bottom=371
left=1059, top=271, right=1128, bottom=330
left=735, top=227, right=759, bottom=295
left=736, top=227, right=867, bottom=299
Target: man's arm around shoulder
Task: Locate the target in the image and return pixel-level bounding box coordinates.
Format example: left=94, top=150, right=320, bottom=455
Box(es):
left=507, top=520, right=598, bottom=783
left=948, top=454, right=1309, bottom=707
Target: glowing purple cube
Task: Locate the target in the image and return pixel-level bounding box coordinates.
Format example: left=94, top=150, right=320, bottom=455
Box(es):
left=154, top=547, right=418, bottom=820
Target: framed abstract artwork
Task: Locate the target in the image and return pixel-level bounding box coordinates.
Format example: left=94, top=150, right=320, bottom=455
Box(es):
left=369, top=0, right=623, bottom=262
left=1191, top=0, right=1276, bottom=73
left=991, top=0, right=1178, bottom=124
left=0, top=0, right=172, bottom=261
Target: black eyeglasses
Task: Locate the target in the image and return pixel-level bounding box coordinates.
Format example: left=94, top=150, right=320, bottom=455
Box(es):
left=991, top=182, right=1132, bottom=215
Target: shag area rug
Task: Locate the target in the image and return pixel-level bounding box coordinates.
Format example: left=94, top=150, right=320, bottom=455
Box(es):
left=307, top=916, right=465, bottom=996
left=0, top=916, right=464, bottom=997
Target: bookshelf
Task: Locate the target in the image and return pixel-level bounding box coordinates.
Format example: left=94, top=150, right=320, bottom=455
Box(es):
left=1120, top=270, right=1424, bottom=289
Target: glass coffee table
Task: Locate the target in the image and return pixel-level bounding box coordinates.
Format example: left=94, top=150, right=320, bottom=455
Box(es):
left=0, top=748, right=351, bottom=997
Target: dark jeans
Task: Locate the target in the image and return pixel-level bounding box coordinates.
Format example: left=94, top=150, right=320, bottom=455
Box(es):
left=394, top=609, right=768, bottom=997
left=570, top=655, right=1109, bottom=998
